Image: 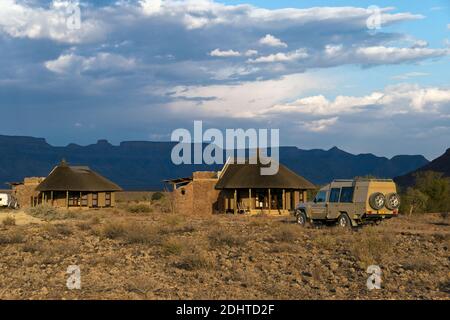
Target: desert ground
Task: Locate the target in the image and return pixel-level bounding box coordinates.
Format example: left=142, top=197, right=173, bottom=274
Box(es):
left=0, top=200, right=448, bottom=300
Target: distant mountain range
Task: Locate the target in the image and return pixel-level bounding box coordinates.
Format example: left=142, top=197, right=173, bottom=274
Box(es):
left=395, top=148, right=450, bottom=188
left=0, top=135, right=430, bottom=190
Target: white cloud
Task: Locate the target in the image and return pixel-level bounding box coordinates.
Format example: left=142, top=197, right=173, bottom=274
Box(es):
left=166, top=72, right=329, bottom=118
left=299, top=117, right=339, bottom=132
left=259, top=34, right=287, bottom=48
left=140, top=0, right=163, bottom=15
left=209, top=49, right=241, bottom=57
left=324, top=44, right=344, bottom=57
left=392, top=72, right=429, bottom=80
left=262, top=84, right=450, bottom=116
left=248, top=49, right=308, bottom=63
left=355, top=46, right=450, bottom=64
left=0, top=0, right=106, bottom=43
left=245, top=49, right=258, bottom=57
left=45, top=53, right=136, bottom=74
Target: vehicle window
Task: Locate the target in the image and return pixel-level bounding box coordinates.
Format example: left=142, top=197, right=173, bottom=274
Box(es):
left=314, top=191, right=327, bottom=203
left=329, top=188, right=341, bottom=203
left=340, top=187, right=354, bottom=203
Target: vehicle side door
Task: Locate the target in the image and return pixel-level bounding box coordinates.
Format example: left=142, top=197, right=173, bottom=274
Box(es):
left=327, top=188, right=341, bottom=219
left=310, top=190, right=328, bottom=219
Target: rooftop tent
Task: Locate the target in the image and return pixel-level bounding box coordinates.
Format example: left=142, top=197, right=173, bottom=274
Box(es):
left=36, top=160, right=122, bottom=192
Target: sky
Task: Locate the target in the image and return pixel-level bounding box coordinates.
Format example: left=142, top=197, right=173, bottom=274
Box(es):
left=0, top=0, right=449, bottom=160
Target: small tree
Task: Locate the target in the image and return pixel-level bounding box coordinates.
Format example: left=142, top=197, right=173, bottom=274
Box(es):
left=414, top=171, right=450, bottom=213
left=402, top=187, right=429, bottom=215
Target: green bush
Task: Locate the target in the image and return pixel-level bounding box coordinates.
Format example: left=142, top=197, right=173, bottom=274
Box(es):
left=151, top=192, right=164, bottom=201
left=400, top=171, right=450, bottom=214
left=127, top=204, right=153, bottom=214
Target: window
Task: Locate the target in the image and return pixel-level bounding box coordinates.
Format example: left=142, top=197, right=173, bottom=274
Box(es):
left=81, top=193, right=88, bottom=207
left=340, top=187, right=354, bottom=203
left=105, top=192, right=111, bottom=207
left=329, top=188, right=341, bottom=203
left=92, top=193, right=98, bottom=207
left=314, top=191, right=327, bottom=203
left=68, top=192, right=80, bottom=207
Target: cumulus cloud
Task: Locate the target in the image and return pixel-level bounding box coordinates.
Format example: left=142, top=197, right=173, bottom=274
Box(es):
left=209, top=49, right=241, bottom=57
left=262, top=84, right=450, bottom=116
left=354, top=46, right=450, bottom=64
left=45, top=52, right=136, bottom=74
left=259, top=34, right=287, bottom=48
left=248, top=49, right=308, bottom=63
left=0, top=0, right=106, bottom=43
left=299, top=117, right=339, bottom=132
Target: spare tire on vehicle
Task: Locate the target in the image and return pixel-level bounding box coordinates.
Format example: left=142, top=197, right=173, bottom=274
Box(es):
left=385, top=193, right=400, bottom=210
left=369, top=192, right=385, bottom=210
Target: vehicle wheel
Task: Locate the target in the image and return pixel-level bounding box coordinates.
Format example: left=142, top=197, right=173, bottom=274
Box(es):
left=337, top=213, right=352, bottom=229
left=296, top=211, right=308, bottom=227
left=385, top=193, right=400, bottom=210
left=369, top=192, right=386, bottom=210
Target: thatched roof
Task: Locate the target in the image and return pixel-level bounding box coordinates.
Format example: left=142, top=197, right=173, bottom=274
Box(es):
left=36, top=161, right=122, bottom=192
left=215, top=160, right=315, bottom=190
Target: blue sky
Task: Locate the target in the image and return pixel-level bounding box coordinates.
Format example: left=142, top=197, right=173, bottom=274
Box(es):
left=0, top=0, right=449, bottom=159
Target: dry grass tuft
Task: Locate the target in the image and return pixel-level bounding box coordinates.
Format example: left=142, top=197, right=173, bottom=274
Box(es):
left=0, top=230, right=25, bottom=244
left=176, top=248, right=213, bottom=271
left=102, top=221, right=126, bottom=239
left=2, top=215, right=16, bottom=226
left=161, top=238, right=185, bottom=255
left=208, top=228, right=247, bottom=247
left=270, top=224, right=299, bottom=243
left=126, top=204, right=153, bottom=214
left=349, top=228, right=394, bottom=268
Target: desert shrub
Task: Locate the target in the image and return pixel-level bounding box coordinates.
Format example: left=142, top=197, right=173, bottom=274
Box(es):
left=162, top=238, right=184, bottom=255
left=27, top=205, right=58, bottom=220
left=349, top=229, right=394, bottom=268
left=151, top=192, right=164, bottom=201
left=208, top=228, right=247, bottom=247
left=127, top=204, right=153, bottom=214
left=0, top=230, right=24, bottom=244
left=123, top=223, right=159, bottom=245
left=22, top=242, right=43, bottom=253
left=90, top=216, right=101, bottom=224
left=27, top=205, right=79, bottom=221
left=2, top=215, right=16, bottom=226
left=176, top=249, right=213, bottom=271
left=102, top=221, right=126, bottom=239
left=270, top=225, right=298, bottom=243
left=77, top=221, right=92, bottom=231
left=402, top=255, right=433, bottom=271
left=43, top=223, right=73, bottom=237
left=314, top=234, right=337, bottom=250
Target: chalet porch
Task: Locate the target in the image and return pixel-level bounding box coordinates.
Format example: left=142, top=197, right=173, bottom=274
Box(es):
left=220, top=188, right=307, bottom=215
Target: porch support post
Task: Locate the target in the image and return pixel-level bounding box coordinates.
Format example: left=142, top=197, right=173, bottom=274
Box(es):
left=80, top=192, right=82, bottom=207
left=268, top=188, right=271, bottom=211
left=282, top=189, right=286, bottom=210
left=51, top=191, right=54, bottom=206
left=234, top=189, right=237, bottom=214
left=66, top=190, right=69, bottom=208
left=249, top=188, right=253, bottom=210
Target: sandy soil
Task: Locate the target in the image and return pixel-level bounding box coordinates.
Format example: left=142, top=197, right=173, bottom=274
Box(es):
left=0, top=207, right=448, bottom=300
